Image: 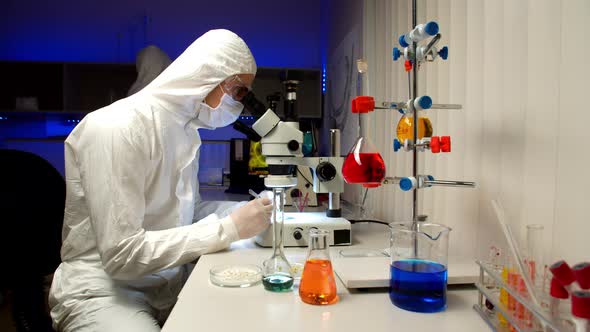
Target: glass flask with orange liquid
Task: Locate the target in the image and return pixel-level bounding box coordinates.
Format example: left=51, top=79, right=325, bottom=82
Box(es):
left=396, top=113, right=433, bottom=142
left=342, top=96, right=386, bottom=188
left=299, top=229, right=339, bottom=305
left=396, top=95, right=434, bottom=142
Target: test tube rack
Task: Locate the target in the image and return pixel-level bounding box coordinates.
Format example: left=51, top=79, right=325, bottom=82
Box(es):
left=474, top=260, right=565, bottom=332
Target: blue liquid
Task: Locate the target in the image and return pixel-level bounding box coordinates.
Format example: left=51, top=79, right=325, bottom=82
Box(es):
left=389, top=259, right=448, bottom=313
left=262, top=274, right=293, bottom=292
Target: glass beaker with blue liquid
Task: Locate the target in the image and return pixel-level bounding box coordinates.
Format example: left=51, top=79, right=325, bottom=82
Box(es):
left=389, top=222, right=451, bottom=313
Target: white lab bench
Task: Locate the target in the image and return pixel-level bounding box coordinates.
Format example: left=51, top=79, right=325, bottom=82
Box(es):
left=162, top=221, right=488, bottom=332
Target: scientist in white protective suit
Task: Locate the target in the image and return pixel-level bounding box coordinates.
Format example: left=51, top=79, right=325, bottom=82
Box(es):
left=49, top=29, right=272, bottom=332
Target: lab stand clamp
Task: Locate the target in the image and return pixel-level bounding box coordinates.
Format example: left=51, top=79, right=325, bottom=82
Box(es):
left=377, top=20, right=475, bottom=199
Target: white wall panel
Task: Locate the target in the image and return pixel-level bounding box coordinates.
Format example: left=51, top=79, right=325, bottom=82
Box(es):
left=364, top=0, right=590, bottom=263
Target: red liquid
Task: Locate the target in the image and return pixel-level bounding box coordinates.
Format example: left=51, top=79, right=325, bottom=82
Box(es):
left=342, top=152, right=386, bottom=188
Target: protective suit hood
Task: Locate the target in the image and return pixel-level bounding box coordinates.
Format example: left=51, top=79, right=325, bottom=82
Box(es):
left=127, top=45, right=172, bottom=96
left=141, top=29, right=257, bottom=118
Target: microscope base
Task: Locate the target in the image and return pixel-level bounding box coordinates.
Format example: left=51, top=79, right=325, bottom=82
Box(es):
left=254, top=212, right=352, bottom=247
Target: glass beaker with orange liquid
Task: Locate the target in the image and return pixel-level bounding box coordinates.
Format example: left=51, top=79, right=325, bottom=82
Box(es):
left=299, top=229, right=339, bottom=305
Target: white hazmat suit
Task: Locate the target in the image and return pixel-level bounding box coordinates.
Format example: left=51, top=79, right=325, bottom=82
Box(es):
left=49, top=29, right=260, bottom=331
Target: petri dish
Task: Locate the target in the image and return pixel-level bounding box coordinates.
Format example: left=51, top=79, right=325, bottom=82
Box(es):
left=338, top=248, right=388, bottom=258
left=209, top=264, right=262, bottom=288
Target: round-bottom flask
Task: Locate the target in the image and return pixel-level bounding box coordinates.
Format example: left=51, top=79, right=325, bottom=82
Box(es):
left=396, top=114, right=433, bottom=142
left=342, top=137, right=386, bottom=188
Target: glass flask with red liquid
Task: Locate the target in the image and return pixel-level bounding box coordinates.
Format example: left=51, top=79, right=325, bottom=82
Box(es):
left=342, top=138, right=386, bottom=188
left=343, top=96, right=386, bottom=188
left=299, top=229, right=339, bottom=305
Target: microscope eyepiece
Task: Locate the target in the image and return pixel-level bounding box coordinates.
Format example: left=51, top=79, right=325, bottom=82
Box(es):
left=241, top=91, right=267, bottom=117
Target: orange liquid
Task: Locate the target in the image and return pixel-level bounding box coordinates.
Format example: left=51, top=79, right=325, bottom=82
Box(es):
left=299, top=259, right=339, bottom=305
left=507, top=270, right=518, bottom=312
left=396, top=116, right=433, bottom=142
left=498, top=266, right=509, bottom=325
left=516, top=276, right=526, bottom=320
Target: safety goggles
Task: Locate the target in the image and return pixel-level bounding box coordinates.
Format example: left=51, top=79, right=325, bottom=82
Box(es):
left=220, top=75, right=252, bottom=102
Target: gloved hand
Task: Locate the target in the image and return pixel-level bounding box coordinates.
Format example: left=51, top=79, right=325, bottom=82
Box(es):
left=230, top=198, right=273, bottom=239
left=258, top=190, right=274, bottom=200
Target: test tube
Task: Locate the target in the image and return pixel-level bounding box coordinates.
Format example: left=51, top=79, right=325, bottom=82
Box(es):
left=508, top=265, right=518, bottom=314
left=526, top=224, right=544, bottom=290
left=515, top=272, right=535, bottom=328
left=516, top=274, right=526, bottom=322
left=498, top=264, right=509, bottom=326
left=550, top=277, right=570, bottom=317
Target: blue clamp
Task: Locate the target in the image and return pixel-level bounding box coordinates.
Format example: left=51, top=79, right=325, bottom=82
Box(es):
left=392, top=47, right=401, bottom=61
left=399, top=177, right=415, bottom=191
left=424, top=21, right=439, bottom=36
left=399, top=35, right=409, bottom=48
left=424, top=175, right=435, bottom=187
left=416, top=95, right=433, bottom=110
left=438, top=46, right=449, bottom=60
left=393, top=139, right=402, bottom=152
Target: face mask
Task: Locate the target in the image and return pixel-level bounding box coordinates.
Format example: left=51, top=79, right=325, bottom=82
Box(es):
left=197, top=93, right=244, bottom=128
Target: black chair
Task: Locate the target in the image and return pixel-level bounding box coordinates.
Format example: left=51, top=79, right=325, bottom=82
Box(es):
left=0, top=149, right=65, bottom=332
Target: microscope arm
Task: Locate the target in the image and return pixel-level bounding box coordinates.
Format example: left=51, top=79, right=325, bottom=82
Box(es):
left=264, top=156, right=344, bottom=194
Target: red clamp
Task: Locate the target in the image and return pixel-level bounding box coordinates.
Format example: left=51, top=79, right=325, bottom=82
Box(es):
left=430, top=136, right=440, bottom=153
left=352, top=96, right=375, bottom=113
left=574, top=262, right=590, bottom=290
left=572, top=291, right=590, bottom=319
left=550, top=277, right=569, bottom=299
left=430, top=136, right=451, bottom=153
left=551, top=260, right=577, bottom=287
left=404, top=60, right=413, bottom=72
left=441, top=136, right=451, bottom=152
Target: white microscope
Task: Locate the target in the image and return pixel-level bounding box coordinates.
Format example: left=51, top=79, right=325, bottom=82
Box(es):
left=239, top=78, right=351, bottom=248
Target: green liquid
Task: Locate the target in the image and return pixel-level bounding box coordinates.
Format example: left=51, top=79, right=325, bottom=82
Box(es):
left=262, top=274, right=294, bottom=292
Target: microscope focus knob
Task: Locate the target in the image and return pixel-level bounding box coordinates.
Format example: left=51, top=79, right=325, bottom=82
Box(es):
left=288, top=140, right=299, bottom=152
left=316, top=162, right=336, bottom=182
left=293, top=228, right=303, bottom=240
